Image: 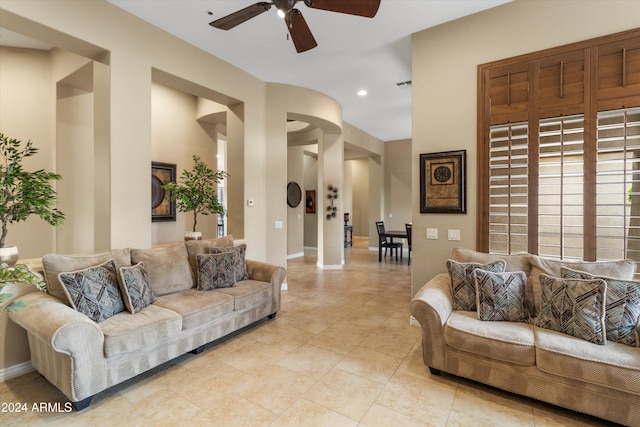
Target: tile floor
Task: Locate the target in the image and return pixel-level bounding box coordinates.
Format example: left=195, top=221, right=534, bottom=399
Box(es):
left=1, top=238, right=617, bottom=426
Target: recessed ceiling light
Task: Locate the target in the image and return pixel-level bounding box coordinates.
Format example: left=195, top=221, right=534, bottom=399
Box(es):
left=357, top=89, right=368, bottom=96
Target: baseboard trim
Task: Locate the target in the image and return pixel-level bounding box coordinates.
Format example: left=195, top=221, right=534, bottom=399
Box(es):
left=317, top=262, right=343, bottom=270
left=0, top=360, right=34, bottom=382
left=409, top=315, right=420, bottom=327
left=287, top=252, right=304, bottom=260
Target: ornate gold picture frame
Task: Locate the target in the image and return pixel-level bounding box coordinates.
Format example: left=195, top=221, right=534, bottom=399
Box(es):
left=420, top=150, right=466, bottom=214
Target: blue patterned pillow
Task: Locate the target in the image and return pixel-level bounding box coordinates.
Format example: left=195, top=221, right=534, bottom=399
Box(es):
left=562, top=267, right=640, bottom=347
left=196, top=252, right=237, bottom=290
left=535, top=274, right=607, bottom=345
left=58, top=259, right=125, bottom=322
left=474, top=269, right=528, bottom=322
left=118, top=262, right=156, bottom=314
left=447, top=259, right=506, bottom=311
left=209, top=244, right=249, bottom=281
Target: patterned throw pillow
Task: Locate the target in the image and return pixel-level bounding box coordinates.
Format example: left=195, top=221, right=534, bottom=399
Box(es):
left=58, top=259, right=125, bottom=322
left=196, top=252, right=237, bottom=290
left=209, top=244, right=249, bottom=281
left=446, top=259, right=506, bottom=311
left=474, top=269, right=528, bottom=322
left=562, top=267, right=640, bottom=347
left=535, top=274, right=607, bottom=345
left=118, top=262, right=156, bottom=314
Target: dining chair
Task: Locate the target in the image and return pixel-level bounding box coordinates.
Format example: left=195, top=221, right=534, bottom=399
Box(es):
left=375, top=220, right=403, bottom=260
left=405, top=223, right=412, bottom=265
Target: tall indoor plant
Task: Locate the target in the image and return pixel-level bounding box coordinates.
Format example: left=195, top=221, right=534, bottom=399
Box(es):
left=163, top=155, right=227, bottom=240
left=0, top=133, right=65, bottom=265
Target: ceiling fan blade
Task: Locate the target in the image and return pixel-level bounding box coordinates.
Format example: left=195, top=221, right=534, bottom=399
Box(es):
left=286, top=9, right=317, bottom=53
left=303, top=0, right=381, bottom=18
left=209, top=2, right=272, bottom=30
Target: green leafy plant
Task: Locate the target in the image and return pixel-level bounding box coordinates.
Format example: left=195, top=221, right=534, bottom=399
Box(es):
left=0, top=133, right=65, bottom=248
left=162, top=155, right=227, bottom=233
left=0, top=263, right=45, bottom=312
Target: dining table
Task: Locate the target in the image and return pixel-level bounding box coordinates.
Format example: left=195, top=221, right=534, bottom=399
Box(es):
left=378, top=229, right=408, bottom=262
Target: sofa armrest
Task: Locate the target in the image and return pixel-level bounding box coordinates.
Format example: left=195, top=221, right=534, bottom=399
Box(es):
left=9, top=292, right=106, bottom=402
left=410, top=272, right=454, bottom=372
left=245, top=259, right=286, bottom=315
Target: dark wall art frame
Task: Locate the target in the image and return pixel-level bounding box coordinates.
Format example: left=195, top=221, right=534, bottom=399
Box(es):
left=305, top=190, right=316, bottom=214
left=420, top=150, right=466, bottom=214
left=151, top=161, right=176, bottom=222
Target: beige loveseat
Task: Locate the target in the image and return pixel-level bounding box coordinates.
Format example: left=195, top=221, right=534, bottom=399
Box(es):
left=410, top=248, right=640, bottom=426
left=9, top=236, right=286, bottom=411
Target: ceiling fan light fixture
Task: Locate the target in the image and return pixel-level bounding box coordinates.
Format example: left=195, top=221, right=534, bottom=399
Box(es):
left=277, top=9, right=286, bottom=18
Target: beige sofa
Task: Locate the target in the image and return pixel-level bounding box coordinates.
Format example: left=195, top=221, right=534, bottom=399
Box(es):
left=410, top=248, right=640, bottom=426
left=9, top=236, right=286, bottom=411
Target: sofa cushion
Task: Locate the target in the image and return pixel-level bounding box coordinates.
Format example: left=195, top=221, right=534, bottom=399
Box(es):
left=185, top=235, right=235, bottom=278
left=196, top=252, right=237, bottom=290
left=562, top=267, right=640, bottom=347
left=118, top=262, right=156, bottom=314
left=58, top=259, right=125, bottom=322
left=99, top=304, right=182, bottom=358
left=210, top=243, right=249, bottom=281
left=444, top=310, right=535, bottom=366
left=447, top=259, right=506, bottom=311
left=535, top=326, right=640, bottom=396
left=131, top=243, right=193, bottom=296
left=452, top=247, right=531, bottom=275
left=154, top=289, right=234, bottom=330
left=529, top=255, right=635, bottom=316
left=535, top=274, right=607, bottom=345
left=42, top=248, right=132, bottom=304
left=474, top=269, right=528, bottom=322
left=213, top=279, right=273, bottom=312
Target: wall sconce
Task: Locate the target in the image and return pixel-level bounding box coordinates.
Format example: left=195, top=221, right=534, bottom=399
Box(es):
left=326, top=185, right=338, bottom=220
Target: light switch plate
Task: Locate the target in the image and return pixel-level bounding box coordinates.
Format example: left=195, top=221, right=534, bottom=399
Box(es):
left=448, top=229, right=461, bottom=241
left=426, top=228, right=438, bottom=239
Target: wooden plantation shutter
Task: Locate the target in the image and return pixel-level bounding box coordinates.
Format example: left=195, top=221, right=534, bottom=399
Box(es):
left=488, top=122, right=529, bottom=255
left=538, top=115, right=585, bottom=260
left=596, top=108, right=640, bottom=264
left=478, top=29, right=640, bottom=262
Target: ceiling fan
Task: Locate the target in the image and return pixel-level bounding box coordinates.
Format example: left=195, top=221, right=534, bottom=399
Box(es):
left=209, top=0, right=381, bottom=53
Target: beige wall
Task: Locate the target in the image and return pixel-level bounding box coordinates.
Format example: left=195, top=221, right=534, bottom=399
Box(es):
left=350, top=159, right=370, bottom=237
left=0, top=47, right=55, bottom=256
left=384, top=139, right=412, bottom=231
left=287, top=146, right=305, bottom=257
left=411, top=0, right=640, bottom=295
left=303, top=154, right=319, bottom=248
left=151, top=83, right=220, bottom=244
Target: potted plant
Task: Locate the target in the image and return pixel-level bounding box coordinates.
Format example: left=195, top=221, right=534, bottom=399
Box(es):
left=162, top=155, right=227, bottom=240
left=0, top=263, right=45, bottom=312
left=0, top=133, right=65, bottom=266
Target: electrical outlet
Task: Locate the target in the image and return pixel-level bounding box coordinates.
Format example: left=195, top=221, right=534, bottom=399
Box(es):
left=448, top=229, right=461, bottom=241
left=426, top=228, right=438, bottom=239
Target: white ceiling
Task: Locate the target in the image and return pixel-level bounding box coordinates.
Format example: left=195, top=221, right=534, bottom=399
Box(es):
left=0, top=0, right=511, bottom=142
left=106, top=0, right=511, bottom=142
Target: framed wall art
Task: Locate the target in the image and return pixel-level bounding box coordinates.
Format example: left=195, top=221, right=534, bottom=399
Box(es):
left=151, top=161, right=176, bottom=222
left=420, top=150, right=466, bottom=214
left=305, top=190, right=316, bottom=214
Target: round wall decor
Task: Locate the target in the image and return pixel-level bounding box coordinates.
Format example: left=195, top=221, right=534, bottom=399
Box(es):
left=287, top=181, right=302, bottom=207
